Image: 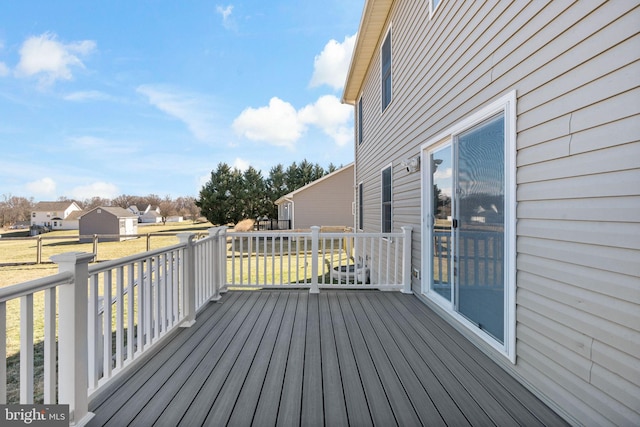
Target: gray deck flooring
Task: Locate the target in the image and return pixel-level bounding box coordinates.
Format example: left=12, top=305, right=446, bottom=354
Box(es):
left=88, top=290, right=568, bottom=426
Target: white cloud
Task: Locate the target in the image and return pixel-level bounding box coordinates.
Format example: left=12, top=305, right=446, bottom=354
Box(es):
left=232, top=97, right=305, bottom=148
left=216, top=5, right=235, bottom=30
left=309, top=34, right=357, bottom=90
left=233, top=157, right=250, bottom=171
left=64, top=90, right=116, bottom=102
left=233, top=95, right=353, bottom=148
left=14, top=32, right=96, bottom=86
left=137, top=85, right=218, bottom=141
left=25, top=177, right=57, bottom=196
left=71, top=181, right=119, bottom=200
left=298, top=95, right=353, bottom=146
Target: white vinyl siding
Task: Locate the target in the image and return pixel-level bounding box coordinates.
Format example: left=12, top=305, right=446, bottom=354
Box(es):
left=350, top=1, right=640, bottom=425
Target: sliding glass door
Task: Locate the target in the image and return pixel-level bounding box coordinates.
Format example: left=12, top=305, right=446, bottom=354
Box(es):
left=427, top=113, right=506, bottom=344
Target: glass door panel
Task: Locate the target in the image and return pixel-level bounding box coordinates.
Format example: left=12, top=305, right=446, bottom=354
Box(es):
left=455, top=114, right=505, bottom=343
left=429, top=145, right=452, bottom=301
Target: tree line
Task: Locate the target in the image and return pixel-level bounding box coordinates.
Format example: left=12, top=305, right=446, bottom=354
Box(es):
left=0, top=160, right=340, bottom=229
left=197, top=160, right=340, bottom=225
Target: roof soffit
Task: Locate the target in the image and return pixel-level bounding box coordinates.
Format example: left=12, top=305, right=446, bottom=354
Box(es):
left=342, top=0, right=393, bottom=104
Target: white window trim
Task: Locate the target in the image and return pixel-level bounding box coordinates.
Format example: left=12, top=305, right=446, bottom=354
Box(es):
left=380, top=163, right=393, bottom=233
left=380, top=24, right=393, bottom=112
left=420, top=90, right=517, bottom=363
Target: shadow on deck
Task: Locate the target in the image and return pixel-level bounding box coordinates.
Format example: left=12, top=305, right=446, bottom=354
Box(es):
left=88, top=290, right=567, bottom=426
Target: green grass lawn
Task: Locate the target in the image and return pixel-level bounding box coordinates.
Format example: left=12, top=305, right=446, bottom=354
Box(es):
left=0, top=221, right=214, bottom=403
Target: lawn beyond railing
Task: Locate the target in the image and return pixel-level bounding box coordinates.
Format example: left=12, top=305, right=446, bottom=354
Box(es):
left=0, top=225, right=411, bottom=425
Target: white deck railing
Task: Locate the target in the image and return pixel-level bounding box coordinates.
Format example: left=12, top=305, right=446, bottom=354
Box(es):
left=0, top=225, right=411, bottom=425
left=227, top=226, right=413, bottom=292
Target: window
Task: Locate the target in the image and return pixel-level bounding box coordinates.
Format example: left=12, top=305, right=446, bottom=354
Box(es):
left=381, top=165, right=392, bottom=232
left=357, top=96, right=363, bottom=145
left=358, top=182, right=364, bottom=230
left=422, top=91, right=516, bottom=361
left=381, top=29, right=392, bottom=111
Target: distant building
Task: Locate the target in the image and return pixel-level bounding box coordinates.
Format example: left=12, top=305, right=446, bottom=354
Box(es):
left=31, top=201, right=82, bottom=230
left=275, top=163, right=354, bottom=230
left=79, top=206, right=138, bottom=243
left=128, top=204, right=163, bottom=223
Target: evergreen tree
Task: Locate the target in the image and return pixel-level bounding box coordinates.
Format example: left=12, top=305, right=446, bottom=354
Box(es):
left=196, top=163, right=244, bottom=225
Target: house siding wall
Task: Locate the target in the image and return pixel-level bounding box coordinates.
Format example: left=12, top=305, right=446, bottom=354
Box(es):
left=291, top=166, right=354, bottom=230
left=353, top=0, right=639, bottom=425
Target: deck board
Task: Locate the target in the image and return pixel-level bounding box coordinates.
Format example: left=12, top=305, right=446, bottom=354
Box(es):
left=88, top=290, right=569, bottom=427
left=326, top=292, right=372, bottom=426
left=318, top=294, right=348, bottom=427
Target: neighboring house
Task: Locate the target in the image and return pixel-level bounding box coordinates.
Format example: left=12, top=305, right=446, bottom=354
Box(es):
left=127, top=205, right=141, bottom=216
left=275, top=163, right=354, bottom=230
left=31, top=201, right=82, bottom=230
left=79, top=206, right=138, bottom=243
left=342, top=1, right=639, bottom=426
left=128, top=204, right=163, bottom=223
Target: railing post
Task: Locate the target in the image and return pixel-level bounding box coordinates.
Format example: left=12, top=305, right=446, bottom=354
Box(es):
left=310, top=226, right=320, bottom=294
left=219, top=228, right=228, bottom=294
left=177, top=233, right=196, bottom=327
left=36, top=236, right=42, bottom=264
left=92, top=234, right=99, bottom=260
left=401, top=226, right=413, bottom=294
left=52, top=251, right=95, bottom=426
left=208, top=227, right=223, bottom=302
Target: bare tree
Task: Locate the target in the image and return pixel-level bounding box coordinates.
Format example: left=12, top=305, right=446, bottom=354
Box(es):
left=158, top=196, right=175, bottom=225
left=1, top=194, right=35, bottom=227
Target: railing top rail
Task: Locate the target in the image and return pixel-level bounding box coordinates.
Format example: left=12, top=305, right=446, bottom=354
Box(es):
left=230, top=230, right=313, bottom=238
left=0, top=271, right=73, bottom=302
left=319, top=231, right=404, bottom=238
left=88, top=242, right=187, bottom=274
left=229, top=230, right=406, bottom=238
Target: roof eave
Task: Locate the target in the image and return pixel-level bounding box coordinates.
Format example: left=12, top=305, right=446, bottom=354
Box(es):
left=341, top=0, right=394, bottom=105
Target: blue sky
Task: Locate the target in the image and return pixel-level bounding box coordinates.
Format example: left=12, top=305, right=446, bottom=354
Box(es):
left=0, top=0, right=363, bottom=201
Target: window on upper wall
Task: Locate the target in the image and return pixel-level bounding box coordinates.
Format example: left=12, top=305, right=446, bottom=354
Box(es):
left=358, top=182, right=364, bottom=230
left=381, top=29, right=392, bottom=111
left=381, top=165, right=392, bottom=232
left=357, top=96, right=363, bottom=145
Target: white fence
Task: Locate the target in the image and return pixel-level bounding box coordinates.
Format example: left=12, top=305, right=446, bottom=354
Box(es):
left=0, top=225, right=411, bottom=425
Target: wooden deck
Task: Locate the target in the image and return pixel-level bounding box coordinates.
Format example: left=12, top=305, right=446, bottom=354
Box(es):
left=87, top=290, right=568, bottom=426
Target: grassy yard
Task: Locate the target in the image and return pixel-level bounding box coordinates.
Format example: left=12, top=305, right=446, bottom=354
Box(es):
left=0, top=221, right=214, bottom=287
left=0, top=221, right=213, bottom=403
